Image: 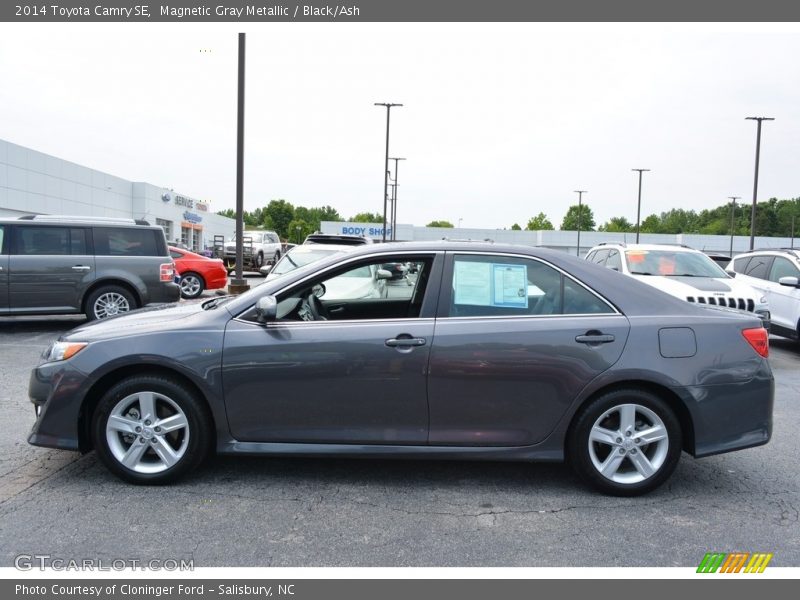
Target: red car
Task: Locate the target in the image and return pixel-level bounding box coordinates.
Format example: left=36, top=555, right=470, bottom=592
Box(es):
left=169, top=246, right=228, bottom=299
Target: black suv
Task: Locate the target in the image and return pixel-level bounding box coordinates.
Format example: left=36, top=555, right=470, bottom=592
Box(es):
left=0, top=216, right=180, bottom=320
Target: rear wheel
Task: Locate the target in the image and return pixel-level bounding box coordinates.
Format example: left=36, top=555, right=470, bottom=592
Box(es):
left=91, top=375, right=213, bottom=484
left=179, top=272, right=205, bottom=299
left=85, top=285, right=136, bottom=320
left=568, top=388, right=682, bottom=496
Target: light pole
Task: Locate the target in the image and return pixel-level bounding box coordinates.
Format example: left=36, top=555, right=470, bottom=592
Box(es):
left=458, top=218, right=463, bottom=228
left=229, top=32, right=248, bottom=295
left=389, top=157, right=406, bottom=241
left=746, top=116, right=774, bottom=250
left=374, top=103, right=402, bottom=242
left=632, top=169, right=650, bottom=243
left=574, top=190, right=587, bottom=256
left=728, top=196, right=740, bottom=256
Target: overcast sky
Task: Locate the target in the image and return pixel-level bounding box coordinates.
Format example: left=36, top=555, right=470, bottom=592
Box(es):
left=1, top=23, right=799, bottom=228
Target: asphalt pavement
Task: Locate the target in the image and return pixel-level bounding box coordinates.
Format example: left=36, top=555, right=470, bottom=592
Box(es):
left=0, top=291, right=798, bottom=567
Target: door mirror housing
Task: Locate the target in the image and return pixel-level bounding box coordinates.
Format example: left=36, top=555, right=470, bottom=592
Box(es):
left=255, top=296, right=278, bottom=323
left=376, top=269, right=392, bottom=280
left=778, top=276, right=800, bottom=288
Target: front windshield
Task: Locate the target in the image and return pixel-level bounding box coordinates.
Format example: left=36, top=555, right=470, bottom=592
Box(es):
left=625, top=250, right=729, bottom=277
left=271, top=247, right=342, bottom=276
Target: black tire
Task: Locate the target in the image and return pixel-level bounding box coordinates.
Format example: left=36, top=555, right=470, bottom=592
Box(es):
left=273, top=250, right=281, bottom=264
left=255, top=252, right=264, bottom=269
left=567, top=388, right=682, bottom=496
left=179, top=272, right=205, bottom=299
left=85, top=285, right=137, bottom=321
left=91, top=375, right=213, bottom=485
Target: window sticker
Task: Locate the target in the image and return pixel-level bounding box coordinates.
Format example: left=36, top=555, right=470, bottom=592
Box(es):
left=454, top=260, right=529, bottom=308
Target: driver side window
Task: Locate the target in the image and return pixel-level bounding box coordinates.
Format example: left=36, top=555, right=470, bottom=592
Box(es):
left=274, top=255, right=435, bottom=322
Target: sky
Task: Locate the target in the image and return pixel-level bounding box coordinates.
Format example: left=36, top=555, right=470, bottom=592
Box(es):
left=1, top=22, right=799, bottom=229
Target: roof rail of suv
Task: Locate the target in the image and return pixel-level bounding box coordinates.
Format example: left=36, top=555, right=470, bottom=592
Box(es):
left=750, top=247, right=800, bottom=255
left=17, top=215, right=150, bottom=226
left=441, top=237, right=495, bottom=243
left=595, top=242, right=625, bottom=247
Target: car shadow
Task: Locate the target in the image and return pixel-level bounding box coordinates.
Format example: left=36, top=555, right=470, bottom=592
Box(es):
left=0, top=315, right=86, bottom=332
left=770, top=337, right=800, bottom=356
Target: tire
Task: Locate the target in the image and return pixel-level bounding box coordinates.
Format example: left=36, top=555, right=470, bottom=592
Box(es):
left=273, top=250, right=281, bottom=264
left=91, top=375, right=213, bottom=485
left=85, top=285, right=136, bottom=321
left=567, top=388, right=682, bottom=496
left=179, top=272, right=205, bottom=299
left=255, top=252, right=264, bottom=270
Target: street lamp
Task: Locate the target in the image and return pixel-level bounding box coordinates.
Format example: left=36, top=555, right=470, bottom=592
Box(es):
left=632, top=169, right=650, bottom=243
left=389, top=157, right=406, bottom=241
left=458, top=217, right=463, bottom=228
left=746, top=116, right=774, bottom=250
left=375, top=103, right=402, bottom=242
left=728, top=196, right=741, bottom=256
left=574, top=190, right=587, bottom=256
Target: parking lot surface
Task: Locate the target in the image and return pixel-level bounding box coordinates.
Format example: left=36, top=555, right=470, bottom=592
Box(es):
left=1, top=284, right=798, bottom=567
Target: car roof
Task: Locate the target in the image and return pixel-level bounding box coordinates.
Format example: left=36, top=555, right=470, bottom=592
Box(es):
left=738, top=248, right=800, bottom=258
left=590, top=243, right=700, bottom=253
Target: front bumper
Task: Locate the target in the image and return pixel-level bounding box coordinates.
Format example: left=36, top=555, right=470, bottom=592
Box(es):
left=28, top=361, right=87, bottom=451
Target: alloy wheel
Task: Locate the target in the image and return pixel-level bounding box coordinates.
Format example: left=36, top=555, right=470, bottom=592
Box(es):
left=93, top=292, right=131, bottom=319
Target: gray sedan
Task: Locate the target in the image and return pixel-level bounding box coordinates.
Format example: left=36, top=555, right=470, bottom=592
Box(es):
left=27, top=242, right=773, bottom=495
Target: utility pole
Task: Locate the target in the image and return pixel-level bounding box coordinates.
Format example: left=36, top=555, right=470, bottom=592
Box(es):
left=632, top=169, right=650, bottom=243
left=389, top=157, right=406, bottom=241
left=574, top=190, right=587, bottom=257
left=229, top=32, right=248, bottom=294
left=374, top=103, right=402, bottom=242
left=746, top=116, right=774, bottom=250
left=728, top=196, right=740, bottom=257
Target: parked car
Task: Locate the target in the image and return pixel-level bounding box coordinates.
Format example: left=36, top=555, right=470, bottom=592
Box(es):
left=28, top=242, right=773, bottom=495
left=381, top=261, right=408, bottom=280
left=214, top=230, right=282, bottom=272
left=585, top=243, right=770, bottom=326
left=169, top=246, right=228, bottom=299
left=0, top=215, right=179, bottom=320
left=727, top=248, right=800, bottom=340
left=705, top=253, right=733, bottom=268
left=304, top=233, right=373, bottom=245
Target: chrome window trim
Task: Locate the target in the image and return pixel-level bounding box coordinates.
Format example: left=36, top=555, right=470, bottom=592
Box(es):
left=447, top=250, right=621, bottom=316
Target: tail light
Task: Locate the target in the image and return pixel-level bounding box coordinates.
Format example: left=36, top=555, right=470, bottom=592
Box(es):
left=160, top=263, right=175, bottom=282
left=742, top=327, right=769, bottom=358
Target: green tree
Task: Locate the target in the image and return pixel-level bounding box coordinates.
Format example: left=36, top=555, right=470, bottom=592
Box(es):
left=510, top=223, right=522, bottom=230
left=599, top=216, right=634, bottom=232
left=216, top=208, right=236, bottom=219
left=525, top=212, right=554, bottom=230
left=262, top=199, right=295, bottom=238
left=560, top=204, right=595, bottom=231
left=349, top=212, right=383, bottom=223
left=287, top=219, right=312, bottom=244
left=426, top=220, right=454, bottom=228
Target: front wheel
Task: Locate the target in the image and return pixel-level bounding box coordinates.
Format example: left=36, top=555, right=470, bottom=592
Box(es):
left=567, top=388, right=682, bottom=496
left=91, top=376, right=213, bottom=484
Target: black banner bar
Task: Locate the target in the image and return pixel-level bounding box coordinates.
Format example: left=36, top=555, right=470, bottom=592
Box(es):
left=3, top=0, right=800, bottom=22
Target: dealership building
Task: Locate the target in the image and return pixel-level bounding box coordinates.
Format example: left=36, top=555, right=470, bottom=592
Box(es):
left=0, top=138, right=235, bottom=252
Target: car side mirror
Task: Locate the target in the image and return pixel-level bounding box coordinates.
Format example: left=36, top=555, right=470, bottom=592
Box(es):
left=255, top=296, right=278, bottom=323
left=376, top=269, right=392, bottom=280
left=778, top=276, right=800, bottom=288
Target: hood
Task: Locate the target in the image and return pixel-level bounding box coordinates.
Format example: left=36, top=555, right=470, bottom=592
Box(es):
left=62, top=301, right=212, bottom=342
left=631, top=274, right=768, bottom=309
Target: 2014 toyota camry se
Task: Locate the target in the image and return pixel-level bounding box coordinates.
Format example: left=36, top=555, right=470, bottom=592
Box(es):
left=28, top=241, right=774, bottom=495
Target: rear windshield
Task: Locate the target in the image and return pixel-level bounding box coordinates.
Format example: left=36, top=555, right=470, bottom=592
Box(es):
left=93, top=227, right=165, bottom=257
left=272, top=247, right=344, bottom=276
left=625, top=250, right=728, bottom=277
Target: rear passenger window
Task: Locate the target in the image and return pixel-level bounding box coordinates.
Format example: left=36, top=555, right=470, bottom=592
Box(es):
left=449, top=255, right=614, bottom=317
left=732, top=256, right=752, bottom=273
left=590, top=249, right=609, bottom=265
left=743, top=256, right=772, bottom=280
left=94, top=228, right=158, bottom=256
left=605, top=251, right=622, bottom=271
left=14, top=226, right=88, bottom=255
left=769, top=257, right=800, bottom=282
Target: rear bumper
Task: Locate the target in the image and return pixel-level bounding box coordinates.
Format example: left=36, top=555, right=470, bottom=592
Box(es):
left=146, top=282, right=180, bottom=304
left=681, top=367, right=774, bottom=458
left=205, top=269, right=229, bottom=290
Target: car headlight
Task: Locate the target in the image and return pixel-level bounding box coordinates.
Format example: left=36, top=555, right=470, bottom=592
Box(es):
left=44, top=342, right=88, bottom=362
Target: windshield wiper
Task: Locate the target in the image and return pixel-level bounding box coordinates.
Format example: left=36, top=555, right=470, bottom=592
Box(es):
left=630, top=271, right=654, bottom=276
left=202, top=295, right=234, bottom=310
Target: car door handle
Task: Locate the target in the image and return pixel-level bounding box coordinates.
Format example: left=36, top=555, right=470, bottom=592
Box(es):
left=385, top=337, right=427, bottom=347
left=575, top=333, right=615, bottom=344
left=71, top=265, right=91, bottom=271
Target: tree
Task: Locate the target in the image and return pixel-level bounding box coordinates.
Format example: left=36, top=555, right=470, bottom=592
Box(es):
left=287, top=218, right=312, bottom=244
left=599, top=216, right=634, bottom=232
left=262, top=199, right=295, bottom=238
left=560, top=204, right=595, bottom=231
left=349, top=212, right=383, bottom=223
left=525, top=212, right=554, bottom=230
left=216, top=208, right=236, bottom=219
left=510, top=223, right=522, bottom=230
left=426, top=220, right=454, bottom=228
